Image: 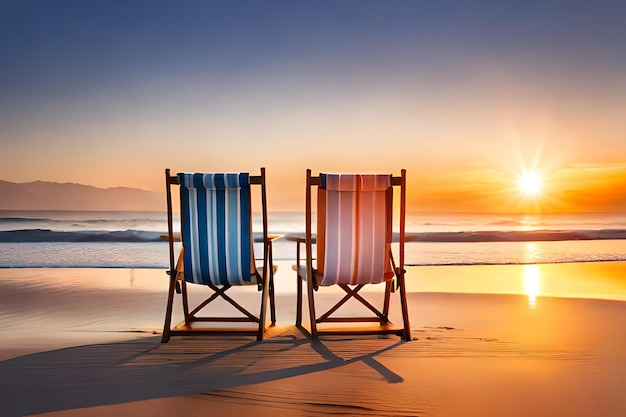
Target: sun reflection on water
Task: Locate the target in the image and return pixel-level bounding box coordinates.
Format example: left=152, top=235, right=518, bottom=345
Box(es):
left=524, top=264, right=541, bottom=307
left=522, top=242, right=542, bottom=307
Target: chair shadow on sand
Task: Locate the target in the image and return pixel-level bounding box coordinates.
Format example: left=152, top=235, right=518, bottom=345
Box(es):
left=0, top=330, right=407, bottom=417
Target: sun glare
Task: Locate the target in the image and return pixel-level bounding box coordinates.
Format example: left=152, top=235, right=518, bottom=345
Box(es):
left=517, top=172, right=543, bottom=197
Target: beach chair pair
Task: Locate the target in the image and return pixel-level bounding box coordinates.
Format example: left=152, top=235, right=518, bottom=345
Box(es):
left=161, top=168, right=411, bottom=342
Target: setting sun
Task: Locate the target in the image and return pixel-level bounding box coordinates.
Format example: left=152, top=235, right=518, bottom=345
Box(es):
left=517, top=172, right=543, bottom=197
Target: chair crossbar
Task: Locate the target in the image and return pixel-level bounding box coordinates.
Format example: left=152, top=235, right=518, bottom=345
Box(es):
left=312, top=328, right=404, bottom=336
left=320, top=317, right=386, bottom=323
left=316, top=284, right=389, bottom=324
left=187, top=284, right=230, bottom=316
left=185, top=283, right=259, bottom=322
left=339, top=284, right=390, bottom=321
left=189, top=317, right=260, bottom=323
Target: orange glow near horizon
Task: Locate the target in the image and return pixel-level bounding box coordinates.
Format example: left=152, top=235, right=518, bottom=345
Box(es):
left=405, top=161, right=626, bottom=214
left=3, top=158, right=626, bottom=215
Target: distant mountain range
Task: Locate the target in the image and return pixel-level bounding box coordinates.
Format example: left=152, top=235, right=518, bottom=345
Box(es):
left=0, top=180, right=164, bottom=211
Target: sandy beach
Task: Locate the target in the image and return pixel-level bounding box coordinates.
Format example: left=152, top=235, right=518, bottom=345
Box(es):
left=1, top=262, right=625, bottom=417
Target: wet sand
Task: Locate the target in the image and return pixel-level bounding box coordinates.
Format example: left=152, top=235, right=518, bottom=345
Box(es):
left=1, top=262, right=625, bottom=416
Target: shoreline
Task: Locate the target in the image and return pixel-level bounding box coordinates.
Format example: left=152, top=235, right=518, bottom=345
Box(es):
left=2, top=259, right=625, bottom=299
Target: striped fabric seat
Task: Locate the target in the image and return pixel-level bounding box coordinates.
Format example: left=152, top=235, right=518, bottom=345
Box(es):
left=178, top=173, right=257, bottom=286
left=316, top=173, right=394, bottom=286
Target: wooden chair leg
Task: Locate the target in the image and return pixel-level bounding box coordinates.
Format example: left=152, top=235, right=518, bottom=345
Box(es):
left=296, top=273, right=303, bottom=327
left=161, top=275, right=177, bottom=343
left=383, top=280, right=392, bottom=318
left=295, top=242, right=303, bottom=327
left=398, top=273, right=411, bottom=341
left=306, top=274, right=318, bottom=338
left=257, top=271, right=270, bottom=341
left=269, top=273, right=276, bottom=326
left=181, top=280, right=190, bottom=324
left=268, top=246, right=276, bottom=326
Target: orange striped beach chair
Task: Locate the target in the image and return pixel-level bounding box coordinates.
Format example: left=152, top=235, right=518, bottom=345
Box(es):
left=161, top=168, right=278, bottom=342
left=290, top=169, right=411, bottom=340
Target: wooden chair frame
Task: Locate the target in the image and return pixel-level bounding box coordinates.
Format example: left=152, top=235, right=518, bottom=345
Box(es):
left=290, top=169, right=411, bottom=341
left=161, top=168, right=277, bottom=342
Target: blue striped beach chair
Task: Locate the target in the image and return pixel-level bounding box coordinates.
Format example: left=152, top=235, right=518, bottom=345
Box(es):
left=288, top=169, right=411, bottom=340
left=162, top=168, right=278, bottom=342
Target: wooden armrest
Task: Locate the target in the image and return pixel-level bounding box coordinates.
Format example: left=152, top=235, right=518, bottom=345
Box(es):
left=267, top=234, right=283, bottom=242
left=159, top=233, right=181, bottom=242
left=285, top=233, right=305, bottom=243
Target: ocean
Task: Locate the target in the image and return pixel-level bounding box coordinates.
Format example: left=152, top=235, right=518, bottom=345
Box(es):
left=1, top=210, right=626, bottom=268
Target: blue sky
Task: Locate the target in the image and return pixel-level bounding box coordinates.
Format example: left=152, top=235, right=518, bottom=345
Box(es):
left=1, top=1, right=625, bottom=211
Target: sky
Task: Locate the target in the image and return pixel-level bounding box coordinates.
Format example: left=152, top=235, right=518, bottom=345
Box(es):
left=1, top=0, right=626, bottom=213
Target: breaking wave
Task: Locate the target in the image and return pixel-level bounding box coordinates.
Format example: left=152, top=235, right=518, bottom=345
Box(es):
left=2, top=229, right=626, bottom=244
